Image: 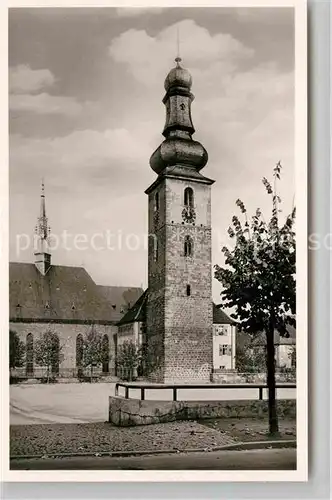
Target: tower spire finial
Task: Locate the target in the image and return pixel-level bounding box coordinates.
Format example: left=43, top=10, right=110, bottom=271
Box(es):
left=175, top=25, right=181, bottom=65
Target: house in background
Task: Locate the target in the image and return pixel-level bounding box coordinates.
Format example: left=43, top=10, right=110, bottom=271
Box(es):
left=236, top=325, right=296, bottom=371
left=212, top=304, right=236, bottom=372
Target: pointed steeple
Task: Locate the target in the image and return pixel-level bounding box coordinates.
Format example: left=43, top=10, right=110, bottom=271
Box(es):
left=34, top=180, right=51, bottom=275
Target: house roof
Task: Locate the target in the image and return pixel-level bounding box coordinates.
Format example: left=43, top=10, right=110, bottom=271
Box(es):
left=9, top=262, right=142, bottom=324
left=213, top=304, right=236, bottom=325
left=236, top=324, right=296, bottom=348
left=117, top=289, right=149, bottom=326
left=116, top=292, right=234, bottom=327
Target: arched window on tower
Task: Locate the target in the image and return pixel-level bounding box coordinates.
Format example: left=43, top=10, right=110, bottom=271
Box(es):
left=102, top=334, right=110, bottom=374
left=184, top=187, right=194, bottom=208
left=184, top=235, right=193, bottom=257
left=153, top=236, right=158, bottom=262
left=26, top=333, right=34, bottom=376
left=154, top=192, right=159, bottom=212
left=76, top=333, right=83, bottom=377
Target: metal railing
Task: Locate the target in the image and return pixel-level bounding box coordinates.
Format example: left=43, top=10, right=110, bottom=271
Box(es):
left=115, top=382, right=296, bottom=402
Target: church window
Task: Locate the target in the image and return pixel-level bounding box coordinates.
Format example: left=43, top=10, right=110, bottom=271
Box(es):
left=51, top=334, right=60, bottom=375
left=76, top=334, right=83, bottom=376
left=44, top=302, right=50, bottom=309
left=186, top=284, right=191, bottom=296
left=184, top=236, right=193, bottom=257
left=184, top=187, right=194, bottom=208
left=26, top=333, right=34, bottom=376
left=71, top=303, right=76, bottom=311
left=102, top=334, right=109, bottom=373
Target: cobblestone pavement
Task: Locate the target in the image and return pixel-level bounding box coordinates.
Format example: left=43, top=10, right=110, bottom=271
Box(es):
left=10, top=421, right=238, bottom=458
left=200, top=418, right=296, bottom=442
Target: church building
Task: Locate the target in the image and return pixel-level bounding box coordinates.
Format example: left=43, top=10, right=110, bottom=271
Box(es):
left=9, top=182, right=142, bottom=379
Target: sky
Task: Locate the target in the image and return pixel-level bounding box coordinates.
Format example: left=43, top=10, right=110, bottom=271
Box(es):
left=9, top=7, right=295, bottom=301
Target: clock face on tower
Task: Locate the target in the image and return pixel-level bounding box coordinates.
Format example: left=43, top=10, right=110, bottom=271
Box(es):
left=182, top=206, right=196, bottom=224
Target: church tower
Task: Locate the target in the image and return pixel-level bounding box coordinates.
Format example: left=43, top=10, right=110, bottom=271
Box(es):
left=34, top=181, right=51, bottom=275
left=145, top=57, right=214, bottom=383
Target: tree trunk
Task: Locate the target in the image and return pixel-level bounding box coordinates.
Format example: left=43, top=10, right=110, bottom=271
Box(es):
left=266, top=326, right=279, bottom=436
left=90, top=365, right=93, bottom=383
left=47, top=365, right=50, bottom=384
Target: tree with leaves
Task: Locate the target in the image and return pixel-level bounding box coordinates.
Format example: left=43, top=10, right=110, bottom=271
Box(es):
left=34, top=329, right=63, bottom=383
left=9, top=329, right=25, bottom=370
left=215, top=162, right=296, bottom=435
left=235, top=341, right=266, bottom=374
left=81, top=325, right=106, bottom=382
left=117, top=340, right=141, bottom=381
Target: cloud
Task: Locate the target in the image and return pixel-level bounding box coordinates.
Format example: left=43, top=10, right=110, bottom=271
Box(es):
left=116, top=7, right=163, bottom=17
left=10, top=125, right=155, bottom=189
left=9, top=65, right=55, bottom=94
left=109, top=19, right=254, bottom=87
left=9, top=64, right=98, bottom=117
left=9, top=92, right=97, bottom=117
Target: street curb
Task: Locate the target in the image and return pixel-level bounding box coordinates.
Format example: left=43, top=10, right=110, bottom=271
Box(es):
left=10, top=440, right=296, bottom=461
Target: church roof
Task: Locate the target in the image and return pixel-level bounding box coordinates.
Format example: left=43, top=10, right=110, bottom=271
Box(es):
left=9, top=261, right=142, bottom=324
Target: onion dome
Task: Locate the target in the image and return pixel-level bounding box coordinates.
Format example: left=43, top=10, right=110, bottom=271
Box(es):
left=150, top=57, right=207, bottom=176
left=150, top=138, right=208, bottom=175
left=164, top=57, right=192, bottom=92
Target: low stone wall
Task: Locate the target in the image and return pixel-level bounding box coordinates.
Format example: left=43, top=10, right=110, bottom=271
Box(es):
left=211, top=371, right=296, bottom=384
left=109, top=396, right=296, bottom=427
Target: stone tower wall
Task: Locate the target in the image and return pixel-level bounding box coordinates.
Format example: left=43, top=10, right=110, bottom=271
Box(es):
left=146, top=177, right=213, bottom=383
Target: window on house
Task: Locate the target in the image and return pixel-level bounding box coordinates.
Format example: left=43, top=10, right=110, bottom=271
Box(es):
left=184, top=187, right=194, bottom=208
left=44, top=302, right=50, bottom=309
left=71, top=304, right=76, bottom=311
left=219, top=345, right=229, bottom=356
left=220, top=365, right=226, bottom=370
left=186, top=284, right=191, bottom=296
left=184, top=235, right=193, bottom=257
left=26, top=333, right=34, bottom=376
